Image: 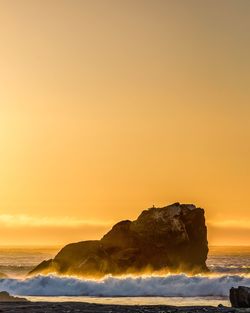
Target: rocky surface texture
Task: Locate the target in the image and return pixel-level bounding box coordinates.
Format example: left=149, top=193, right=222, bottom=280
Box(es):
left=30, top=203, right=208, bottom=277
left=0, top=291, right=28, bottom=302
left=0, top=303, right=241, bottom=313
left=230, top=286, right=250, bottom=308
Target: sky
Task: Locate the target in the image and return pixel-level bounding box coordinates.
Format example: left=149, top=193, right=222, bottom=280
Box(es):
left=0, top=0, right=250, bottom=246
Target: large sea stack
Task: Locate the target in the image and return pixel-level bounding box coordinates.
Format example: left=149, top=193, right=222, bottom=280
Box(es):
left=30, top=203, right=208, bottom=277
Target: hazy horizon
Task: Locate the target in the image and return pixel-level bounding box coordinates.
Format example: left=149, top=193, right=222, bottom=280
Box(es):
left=1, top=0, right=250, bottom=246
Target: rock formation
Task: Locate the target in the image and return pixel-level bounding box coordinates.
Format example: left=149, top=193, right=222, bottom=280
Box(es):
left=230, top=286, right=250, bottom=308
left=30, top=202, right=208, bottom=277
left=0, top=291, right=28, bottom=302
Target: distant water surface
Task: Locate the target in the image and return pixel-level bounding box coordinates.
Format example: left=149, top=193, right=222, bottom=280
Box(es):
left=207, top=246, right=250, bottom=274
left=0, top=246, right=59, bottom=277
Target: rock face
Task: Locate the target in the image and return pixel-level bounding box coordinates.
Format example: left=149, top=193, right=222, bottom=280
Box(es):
left=230, top=286, right=250, bottom=308
left=0, top=291, right=28, bottom=302
left=30, top=203, right=208, bottom=277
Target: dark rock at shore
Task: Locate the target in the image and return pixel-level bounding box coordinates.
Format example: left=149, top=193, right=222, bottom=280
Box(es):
left=0, top=291, right=28, bottom=302
left=230, top=286, right=250, bottom=308
left=30, top=202, right=208, bottom=277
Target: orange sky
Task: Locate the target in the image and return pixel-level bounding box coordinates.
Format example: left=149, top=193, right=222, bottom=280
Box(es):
left=0, top=0, right=250, bottom=246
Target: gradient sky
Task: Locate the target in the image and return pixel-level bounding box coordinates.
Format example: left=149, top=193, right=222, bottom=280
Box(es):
left=0, top=0, right=250, bottom=246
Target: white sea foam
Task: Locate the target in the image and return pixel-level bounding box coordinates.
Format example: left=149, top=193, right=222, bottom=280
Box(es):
left=0, top=274, right=249, bottom=297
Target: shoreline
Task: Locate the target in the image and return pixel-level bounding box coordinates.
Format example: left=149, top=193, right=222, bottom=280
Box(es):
left=0, top=302, right=243, bottom=313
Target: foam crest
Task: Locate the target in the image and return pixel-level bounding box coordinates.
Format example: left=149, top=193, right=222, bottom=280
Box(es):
left=0, top=274, right=249, bottom=297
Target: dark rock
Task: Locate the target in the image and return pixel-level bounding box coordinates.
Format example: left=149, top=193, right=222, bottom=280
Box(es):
left=230, top=286, right=250, bottom=308
left=0, top=291, right=28, bottom=302
left=0, top=303, right=237, bottom=313
left=30, top=203, right=209, bottom=277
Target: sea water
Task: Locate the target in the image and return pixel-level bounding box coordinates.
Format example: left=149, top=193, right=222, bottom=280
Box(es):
left=0, top=246, right=249, bottom=306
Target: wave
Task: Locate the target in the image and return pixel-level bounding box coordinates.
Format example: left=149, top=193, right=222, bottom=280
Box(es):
left=0, top=274, right=250, bottom=297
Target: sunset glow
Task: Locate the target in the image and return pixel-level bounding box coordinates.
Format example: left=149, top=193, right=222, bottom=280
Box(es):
left=0, top=0, right=250, bottom=246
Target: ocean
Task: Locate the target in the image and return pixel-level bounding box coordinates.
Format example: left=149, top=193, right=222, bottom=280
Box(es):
left=0, top=246, right=249, bottom=306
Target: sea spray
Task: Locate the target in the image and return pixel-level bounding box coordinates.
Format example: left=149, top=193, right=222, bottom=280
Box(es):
left=0, top=274, right=249, bottom=297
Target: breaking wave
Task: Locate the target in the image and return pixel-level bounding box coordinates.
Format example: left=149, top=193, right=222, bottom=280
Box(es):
left=0, top=274, right=250, bottom=297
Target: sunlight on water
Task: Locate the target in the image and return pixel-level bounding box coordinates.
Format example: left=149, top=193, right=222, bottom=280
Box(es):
left=25, top=296, right=230, bottom=306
